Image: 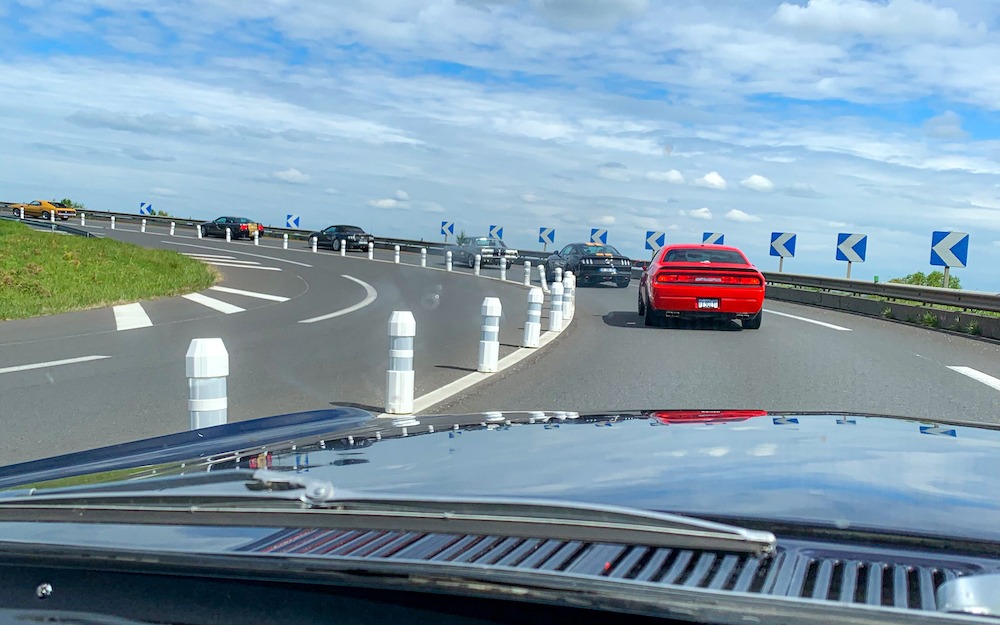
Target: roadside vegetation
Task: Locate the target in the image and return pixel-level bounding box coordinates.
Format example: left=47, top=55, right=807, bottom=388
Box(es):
left=0, top=220, right=218, bottom=320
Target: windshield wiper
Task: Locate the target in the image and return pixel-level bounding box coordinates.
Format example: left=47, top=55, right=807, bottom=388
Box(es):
left=0, top=469, right=776, bottom=556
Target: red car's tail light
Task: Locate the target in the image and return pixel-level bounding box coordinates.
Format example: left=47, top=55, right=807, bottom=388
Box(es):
left=655, top=273, right=762, bottom=286
left=240, top=224, right=249, bottom=231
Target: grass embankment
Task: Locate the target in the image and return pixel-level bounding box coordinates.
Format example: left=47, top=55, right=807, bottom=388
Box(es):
left=0, top=220, right=218, bottom=320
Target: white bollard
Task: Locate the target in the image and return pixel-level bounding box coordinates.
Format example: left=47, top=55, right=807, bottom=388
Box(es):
left=50, top=211, right=55, bottom=224
left=478, top=297, right=502, bottom=373
left=226, top=227, right=232, bottom=242
left=499, top=260, right=507, bottom=281
left=311, top=236, right=317, bottom=252
left=253, top=230, right=259, bottom=246
left=170, top=222, right=175, bottom=236
left=110, top=215, right=115, bottom=230
left=368, top=242, right=374, bottom=260
left=197, top=224, right=202, bottom=239
left=282, top=233, right=288, bottom=249
left=554, top=267, right=563, bottom=283
left=538, top=264, right=550, bottom=293
left=420, top=248, right=427, bottom=267
left=549, top=282, right=564, bottom=332
left=18, top=207, right=24, bottom=220
left=474, top=254, right=481, bottom=276
left=141, top=218, right=146, bottom=233
left=563, top=272, right=575, bottom=321
left=523, top=261, right=531, bottom=286
left=522, top=288, right=543, bottom=348
left=386, top=311, right=416, bottom=414
left=340, top=241, right=346, bottom=257
left=446, top=251, right=453, bottom=272
left=186, top=338, right=229, bottom=430
left=80, top=213, right=85, bottom=226
left=394, top=245, right=401, bottom=264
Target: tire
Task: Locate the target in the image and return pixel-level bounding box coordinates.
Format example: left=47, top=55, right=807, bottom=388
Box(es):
left=41, top=211, right=50, bottom=220
left=333, top=239, right=341, bottom=252
left=637, top=289, right=646, bottom=316
left=616, top=278, right=630, bottom=288
left=467, top=255, right=476, bottom=269
left=505, top=260, right=512, bottom=270
left=742, top=311, right=762, bottom=330
left=200, top=226, right=207, bottom=238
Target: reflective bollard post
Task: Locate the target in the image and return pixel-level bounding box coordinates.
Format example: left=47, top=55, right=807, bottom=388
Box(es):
left=522, top=287, right=543, bottom=348
left=311, top=236, right=317, bottom=252
left=555, top=267, right=563, bottom=283
left=386, top=311, right=416, bottom=414
left=478, top=297, right=502, bottom=373
left=197, top=224, right=203, bottom=239
left=368, top=242, right=374, bottom=260
left=340, top=241, right=346, bottom=257
left=499, top=259, right=507, bottom=281
left=18, top=207, right=24, bottom=220
left=474, top=254, right=481, bottom=276
left=394, top=245, right=401, bottom=264
left=141, top=218, right=146, bottom=233
left=446, top=251, right=453, bottom=272
left=282, top=234, right=288, bottom=249
left=170, top=222, right=175, bottom=236
left=80, top=213, right=85, bottom=226
left=110, top=215, right=115, bottom=230
left=420, top=248, right=427, bottom=267
left=186, top=338, right=229, bottom=430
left=563, top=272, right=575, bottom=321
left=50, top=211, right=55, bottom=225
left=523, top=261, right=531, bottom=286
left=538, top=264, right=550, bottom=293
left=549, top=282, right=564, bottom=332
left=226, top=228, right=232, bottom=243
left=253, top=230, right=259, bottom=246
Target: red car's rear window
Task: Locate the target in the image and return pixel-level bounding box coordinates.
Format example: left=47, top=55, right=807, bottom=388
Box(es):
left=662, top=248, right=747, bottom=264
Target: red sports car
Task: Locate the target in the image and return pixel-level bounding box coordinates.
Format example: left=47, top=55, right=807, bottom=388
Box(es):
left=638, top=244, right=765, bottom=329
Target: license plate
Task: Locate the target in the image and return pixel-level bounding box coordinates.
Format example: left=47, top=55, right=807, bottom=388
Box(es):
left=697, top=299, right=720, bottom=309
left=599, top=267, right=615, bottom=273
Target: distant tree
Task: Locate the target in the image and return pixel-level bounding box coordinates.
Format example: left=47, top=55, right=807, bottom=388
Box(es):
left=155, top=210, right=171, bottom=217
left=456, top=229, right=470, bottom=244
left=56, top=198, right=85, bottom=209
left=889, top=270, right=962, bottom=289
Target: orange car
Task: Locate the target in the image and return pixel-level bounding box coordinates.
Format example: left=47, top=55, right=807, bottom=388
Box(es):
left=638, top=244, right=765, bottom=329
left=11, top=200, right=77, bottom=221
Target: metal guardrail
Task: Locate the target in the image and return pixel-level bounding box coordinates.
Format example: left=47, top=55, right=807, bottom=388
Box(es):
left=0, top=214, right=99, bottom=238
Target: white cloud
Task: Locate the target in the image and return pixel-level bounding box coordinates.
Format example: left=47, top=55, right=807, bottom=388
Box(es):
left=693, top=171, right=727, bottom=190
left=923, top=110, right=968, bottom=140
left=724, top=209, right=762, bottom=223
left=687, top=207, right=713, bottom=220
left=151, top=187, right=177, bottom=197
left=323, top=188, right=338, bottom=195
left=367, top=198, right=402, bottom=208
left=421, top=202, right=445, bottom=213
left=646, top=169, right=685, bottom=184
left=598, top=161, right=630, bottom=181
left=773, top=0, right=968, bottom=41
left=522, top=193, right=539, bottom=202
left=395, top=189, right=409, bottom=200
left=272, top=168, right=311, bottom=184
left=594, top=215, right=617, bottom=226
left=740, top=174, right=774, bottom=192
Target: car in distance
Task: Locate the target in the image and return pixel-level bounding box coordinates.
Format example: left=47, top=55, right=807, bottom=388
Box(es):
left=450, top=237, right=519, bottom=269
left=11, top=199, right=77, bottom=220
left=544, top=242, right=633, bottom=287
left=638, top=243, right=765, bottom=329
left=306, top=224, right=375, bottom=252
left=198, top=216, right=263, bottom=240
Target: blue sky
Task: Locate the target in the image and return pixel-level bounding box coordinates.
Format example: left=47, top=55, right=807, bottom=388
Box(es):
left=2, top=0, right=1000, bottom=288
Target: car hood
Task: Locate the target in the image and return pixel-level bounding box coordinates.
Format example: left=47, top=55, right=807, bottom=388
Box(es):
left=1, top=409, right=999, bottom=543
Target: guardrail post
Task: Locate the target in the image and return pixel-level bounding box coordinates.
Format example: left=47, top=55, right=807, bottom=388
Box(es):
left=538, top=265, right=550, bottom=293
left=186, top=338, right=229, bottom=430
left=478, top=297, right=502, bottom=373
left=394, top=245, right=400, bottom=264
left=386, top=311, right=416, bottom=414
left=170, top=221, right=175, bottom=236
left=420, top=248, right=427, bottom=267
left=446, top=251, right=453, bottom=272
left=226, top=228, right=232, bottom=242
left=80, top=213, right=85, bottom=226
left=563, top=272, right=575, bottom=321
left=368, top=243, right=374, bottom=260
left=311, top=236, right=317, bottom=252
left=555, top=267, right=563, bottom=283
left=141, top=218, right=147, bottom=233
left=110, top=215, right=115, bottom=230
left=522, top=287, right=543, bottom=348
left=253, top=230, right=259, bottom=246
left=474, top=254, right=481, bottom=276
left=549, top=282, right=564, bottom=332
left=523, top=261, right=531, bottom=286
left=283, top=233, right=288, bottom=249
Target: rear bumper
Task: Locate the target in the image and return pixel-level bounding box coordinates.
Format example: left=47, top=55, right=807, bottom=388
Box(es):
left=576, top=269, right=629, bottom=283
left=650, top=290, right=764, bottom=315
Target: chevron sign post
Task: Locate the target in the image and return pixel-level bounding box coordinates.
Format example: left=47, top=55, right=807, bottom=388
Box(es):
left=489, top=225, right=503, bottom=240
left=930, top=231, right=969, bottom=289
left=836, top=233, right=867, bottom=279
left=538, top=227, right=555, bottom=251
left=139, top=202, right=153, bottom=216
left=769, top=232, right=796, bottom=273
left=441, top=221, right=455, bottom=242
left=286, top=214, right=300, bottom=228
left=703, top=232, right=724, bottom=245
left=590, top=228, right=608, bottom=244
left=645, top=231, right=665, bottom=251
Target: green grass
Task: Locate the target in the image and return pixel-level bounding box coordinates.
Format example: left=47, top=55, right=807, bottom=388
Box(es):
left=0, top=220, right=218, bottom=320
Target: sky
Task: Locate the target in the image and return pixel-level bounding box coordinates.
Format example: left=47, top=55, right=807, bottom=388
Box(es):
left=2, top=0, right=1000, bottom=288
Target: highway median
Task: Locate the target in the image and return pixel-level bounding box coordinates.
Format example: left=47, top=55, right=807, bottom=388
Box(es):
left=0, top=220, right=218, bottom=320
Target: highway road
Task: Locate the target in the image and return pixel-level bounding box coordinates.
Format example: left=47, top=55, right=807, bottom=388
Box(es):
left=2, top=218, right=999, bottom=465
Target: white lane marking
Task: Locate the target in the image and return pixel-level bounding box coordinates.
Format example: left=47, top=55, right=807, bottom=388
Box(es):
left=206, top=262, right=281, bottom=271
left=209, top=286, right=290, bottom=302
left=163, top=240, right=313, bottom=267
left=298, top=275, right=377, bottom=324
left=113, top=303, right=153, bottom=331
left=182, top=253, right=237, bottom=260
left=764, top=308, right=852, bottom=331
left=0, top=355, right=110, bottom=375
left=182, top=293, right=246, bottom=314
left=948, top=366, right=1000, bottom=392
left=188, top=256, right=260, bottom=265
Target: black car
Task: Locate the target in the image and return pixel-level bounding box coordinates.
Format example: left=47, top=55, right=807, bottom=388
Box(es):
left=307, top=224, right=375, bottom=252
left=198, top=216, right=263, bottom=239
left=545, top=242, right=633, bottom=287
left=449, top=236, right=519, bottom=269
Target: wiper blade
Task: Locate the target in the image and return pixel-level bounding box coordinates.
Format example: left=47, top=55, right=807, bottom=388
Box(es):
left=0, top=469, right=776, bottom=556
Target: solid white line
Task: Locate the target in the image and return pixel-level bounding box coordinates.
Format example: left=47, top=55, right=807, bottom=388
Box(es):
left=209, top=286, right=290, bottom=302
left=113, top=303, right=153, bottom=331
left=206, top=262, right=281, bottom=271
left=298, top=275, right=378, bottom=323
left=948, top=366, right=1000, bottom=392
left=189, top=257, right=260, bottom=265
left=182, top=253, right=237, bottom=260
left=162, top=240, right=313, bottom=267
left=764, top=308, right=852, bottom=331
left=182, top=293, right=246, bottom=314
left=0, top=355, right=110, bottom=375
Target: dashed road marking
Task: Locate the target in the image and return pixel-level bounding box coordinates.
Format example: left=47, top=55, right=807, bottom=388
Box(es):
left=164, top=240, right=313, bottom=267
left=206, top=262, right=281, bottom=271
left=0, top=355, right=110, bottom=375
left=113, top=303, right=153, bottom=331
left=948, top=366, right=1000, bottom=392
left=182, top=293, right=246, bottom=314
left=209, top=286, right=290, bottom=302
left=764, top=309, right=852, bottom=331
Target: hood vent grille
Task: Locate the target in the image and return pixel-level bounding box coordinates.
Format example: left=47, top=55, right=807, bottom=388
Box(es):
left=239, top=529, right=987, bottom=612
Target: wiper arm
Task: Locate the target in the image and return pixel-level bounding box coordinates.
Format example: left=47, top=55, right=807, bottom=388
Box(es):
left=0, top=469, right=776, bottom=556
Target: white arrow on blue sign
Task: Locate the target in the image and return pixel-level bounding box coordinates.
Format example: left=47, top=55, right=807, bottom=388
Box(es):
left=703, top=232, right=724, bottom=245
left=836, top=233, right=867, bottom=263
left=770, top=232, right=796, bottom=257
left=538, top=227, right=555, bottom=245
left=590, top=228, right=608, bottom=244
left=930, top=231, right=969, bottom=268
left=920, top=425, right=957, bottom=437
left=139, top=202, right=153, bottom=215
left=645, top=231, right=665, bottom=251
left=489, top=224, right=503, bottom=240
left=441, top=221, right=455, bottom=236
left=285, top=214, right=300, bottom=228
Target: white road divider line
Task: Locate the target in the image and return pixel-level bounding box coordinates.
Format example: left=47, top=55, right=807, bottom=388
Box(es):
left=764, top=308, right=852, bottom=331
left=192, top=257, right=261, bottom=265
left=948, top=366, right=1000, bottom=392
left=206, top=262, right=281, bottom=271
left=0, top=355, right=110, bottom=375
left=163, top=240, right=313, bottom=267
left=299, top=275, right=377, bottom=323
left=182, top=293, right=246, bottom=314
left=113, top=303, right=153, bottom=331
left=181, top=253, right=237, bottom=260
left=209, top=286, right=290, bottom=302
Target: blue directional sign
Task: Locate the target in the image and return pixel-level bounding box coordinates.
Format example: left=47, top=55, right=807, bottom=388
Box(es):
left=772, top=417, right=799, bottom=425
left=836, top=233, right=867, bottom=263
left=285, top=214, right=300, bottom=228
left=836, top=417, right=857, bottom=425
left=920, top=425, right=957, bottom=437
left=590, top=228, right=608, bottom=244
left=930, top=231, right=969, bottom=268
left=538, top=227, right=555, bottom=245
left=703, top=232, right=724, bottom=245
left=645, top=231, right=665, bottom=251
left=770, top=232, right=796, bottom=257
left=441, top=221, right=455, bottom=236
left=139, top=202, right=153, bottom=216
left=489, top=224, right=503, bottom=240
